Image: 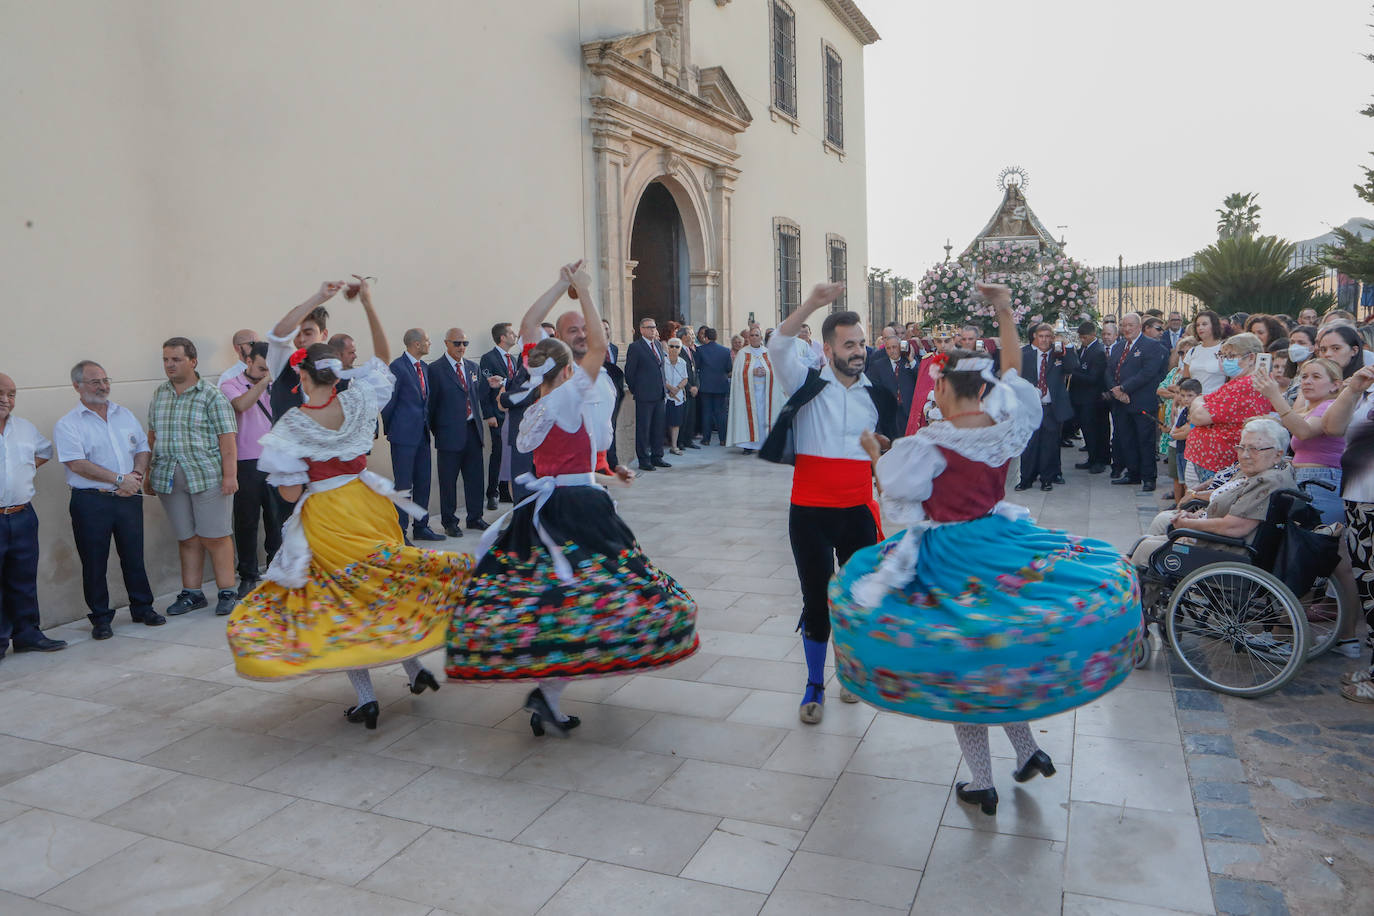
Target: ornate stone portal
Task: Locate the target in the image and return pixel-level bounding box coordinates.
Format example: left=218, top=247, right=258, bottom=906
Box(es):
left=582, top=7, right=751, bottom=338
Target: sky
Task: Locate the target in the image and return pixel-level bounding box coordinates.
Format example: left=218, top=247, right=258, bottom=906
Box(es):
left=860, top=0, right=1373, bottom=278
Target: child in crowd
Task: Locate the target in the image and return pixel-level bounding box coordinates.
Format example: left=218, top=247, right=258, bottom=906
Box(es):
left=1167, top=378, right=1204, bottom=506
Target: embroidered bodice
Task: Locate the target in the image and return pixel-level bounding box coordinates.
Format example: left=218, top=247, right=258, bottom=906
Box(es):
left=921, top=449, right=1010, bottom=522
left=534, top=425, right=595, bottom=476
left=516, top=366, right=602, bottom=476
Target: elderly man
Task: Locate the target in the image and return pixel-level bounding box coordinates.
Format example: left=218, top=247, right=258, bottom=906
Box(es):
left=1165, top=312, right=1185, bottom=349
left=0, top=373, right=68, bottom=657
left=217, top=329, right=260, bottom=386
left=55, top=361, right=162, bottom=639
left=625, top=316, right=671, bottom=471
left=1143, top=316, right=1165, bottom=341
left=1106, top=313, right=1168, bottom=492
left=797, top=323, right=825, bottom=369
left=1070, top=320, right=1111, bottom=474
left=429, top=328, right=491, bottom=537
left=864, top=333, right=917, bottom=433
left=147, top=337, right=241, bottom=615
left=220, top=342, right=282, bottom=596
left=382, top=328, right=443, bottom=541
left=1016, top=324, right=1073, bottom=492
left=728, top=326, right=781, bottom=452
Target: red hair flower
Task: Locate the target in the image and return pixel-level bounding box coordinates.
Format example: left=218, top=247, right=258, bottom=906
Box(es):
left=289, top=348, right=309, bottom=369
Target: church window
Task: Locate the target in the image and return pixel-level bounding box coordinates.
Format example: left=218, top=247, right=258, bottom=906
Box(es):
left=827, top=235, right=848, bottom=311
left=824, top=47, right=843, bottom=148
left=771, top=2, right=798, bottom=118
left=775, top=219, right=802, bottom=318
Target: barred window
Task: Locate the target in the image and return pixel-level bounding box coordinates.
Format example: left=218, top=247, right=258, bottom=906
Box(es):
left=775, top=220, right=801, bottom=318
left=771, top=2, right=797, bottom=118
left=824, top=47, right=843, bottom=148
left=827, top=235, right=848, bottom=311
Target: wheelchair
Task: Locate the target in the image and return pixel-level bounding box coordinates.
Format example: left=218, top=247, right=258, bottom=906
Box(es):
left=1131, top=480, right=1351, bottom=697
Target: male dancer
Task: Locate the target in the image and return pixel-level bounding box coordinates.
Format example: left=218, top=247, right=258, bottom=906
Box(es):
left=764, top=284, right=899, bottom=723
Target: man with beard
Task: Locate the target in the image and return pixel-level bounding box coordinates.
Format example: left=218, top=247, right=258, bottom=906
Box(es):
left=763, top=284, right=899, bottom=724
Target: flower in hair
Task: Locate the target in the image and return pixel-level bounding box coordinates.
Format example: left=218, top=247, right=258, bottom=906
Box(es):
left=289, top=348, right=309, bottom=369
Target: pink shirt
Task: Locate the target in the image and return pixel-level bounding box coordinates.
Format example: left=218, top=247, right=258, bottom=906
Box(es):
left=219, top=374, right=273, bottom=461
left=1291, top=399, right=1344, bottom=468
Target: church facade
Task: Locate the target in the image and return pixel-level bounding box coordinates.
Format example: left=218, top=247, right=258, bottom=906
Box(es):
left=4, top=0, right=877, bottom=623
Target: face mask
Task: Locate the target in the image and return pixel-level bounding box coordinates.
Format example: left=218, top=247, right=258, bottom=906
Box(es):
left=1221, top=358, right=1242, bottom=378
left=1288, top=344, right=1311, bottom=363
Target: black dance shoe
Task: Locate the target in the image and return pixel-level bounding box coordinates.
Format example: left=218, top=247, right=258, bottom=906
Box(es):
left=955, top=782, right=999, bottom=816
left=409, top=669, right=440, bottom=695
left=529, top=712, right=581, bottom=737
left=523, top=688, right=571, bottom=738
left=345, top=701, right=380, bottom=729
left=1013, top=750, right=1056, bottom=783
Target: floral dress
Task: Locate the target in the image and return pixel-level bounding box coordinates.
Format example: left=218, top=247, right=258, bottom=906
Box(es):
left=828, top=369, right=1141, bottom=724
left=1183, top=376, right=1272, bottom=473
left=446, top=365, right=698, bottom=681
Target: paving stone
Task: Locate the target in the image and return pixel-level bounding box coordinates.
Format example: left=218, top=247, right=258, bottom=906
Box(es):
left=1267, top=777, right=1323, bottom=802
left=1248, top=729, right=1294, bottom=747
left=1211, top=877, right=1290, bottom=916
left=1186, top=754, right=1246, bottom=783
left=1199, top=807, right=1267, bottom=845
left=1185, top=734, right=1238, bottom=757
left=1174, top=689, right=1225, bottom=712
left=1272, top=723, right=1320, bottom=737
left=1177, top=710, right=1230, bottom=733
left=1195, top=781, right=1251, bottom=806
left=1205, top=839, right=1264, bottom=874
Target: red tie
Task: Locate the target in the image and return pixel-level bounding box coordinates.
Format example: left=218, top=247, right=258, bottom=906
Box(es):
left=416, top=360, right=426, bottom=396
left=1038, top=351, right=1049, bottom=396
left=455, top=361, right=472, bottom=419
left=505, top=354, right=514, bottom=376
left=1115, top=341, right=1130, bottom=383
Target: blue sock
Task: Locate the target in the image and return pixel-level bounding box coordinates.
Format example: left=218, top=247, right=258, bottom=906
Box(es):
left=802, top=637, right=827, bottom=706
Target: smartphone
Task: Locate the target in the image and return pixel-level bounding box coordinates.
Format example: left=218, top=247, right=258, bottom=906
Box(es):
left=975, top=340, right=986, bottom=352
left=1255, top=353, right=1273, bottom=376
left=1054, top=340, right=1064, bottom=354
left=900, top=339, right=910, bottom=352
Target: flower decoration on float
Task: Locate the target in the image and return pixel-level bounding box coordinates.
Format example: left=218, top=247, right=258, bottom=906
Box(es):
left=1036, top=257, right=1099, bottom=325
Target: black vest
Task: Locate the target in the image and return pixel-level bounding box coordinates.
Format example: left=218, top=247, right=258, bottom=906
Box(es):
left=759, top=370, right=899, bottom=465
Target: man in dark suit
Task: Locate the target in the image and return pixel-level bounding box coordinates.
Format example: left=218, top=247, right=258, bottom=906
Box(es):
left=479, top=322, right=518, bottom=509
left=429, top=328, right=491, bottom=538
left=1069, top=321, right=1111, bottom=474
left=602, top=318, right=626, bottom=468
left=694, top=327, right=732, bottom=445
left=624, top=316, right=670, bottom=471
left=1106, top=312, right=1168, bottom=492
left=381, top=328, right=442, bottom=541
left=864, top=335, right=918, bottom=433
left=1016, top=324, right=1074, bottom=491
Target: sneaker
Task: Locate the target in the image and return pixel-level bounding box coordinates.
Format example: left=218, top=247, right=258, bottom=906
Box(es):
left=1243, top=632, right=1293, bottom=659
left=214, top=589, right=238, bottom=616
left=1340, top=666, right=1374, bottom=686
left=165, top=589, right=207, bottom=616
left=1335, top=638, right=1364, bottom=659
left=1341, top=679, right=1374, bottom=703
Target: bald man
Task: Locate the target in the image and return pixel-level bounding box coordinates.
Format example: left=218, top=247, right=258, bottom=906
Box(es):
left=217, top=329, right=260, bottom=386
left=381, top=328, right=442, bottom=540
left=0, top=373, right=68, bottom=657
left=428, top=327, right=491, bottom=536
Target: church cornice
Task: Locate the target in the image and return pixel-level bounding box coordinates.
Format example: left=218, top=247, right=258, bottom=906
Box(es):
left=821, top=0, right=880, bottom=46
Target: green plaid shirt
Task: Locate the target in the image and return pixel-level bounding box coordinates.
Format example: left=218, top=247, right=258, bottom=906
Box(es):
left=147, top=376, right=238, bottom=494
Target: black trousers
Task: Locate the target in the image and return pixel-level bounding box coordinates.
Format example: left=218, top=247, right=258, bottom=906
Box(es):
left=1109, top=404, right=1127, bottom=475
left=233, top=459, right=283, bottom=580
left=1075, top=398, right=1112, bottom=467
left=1019, top=406, right=1063, bottom=485
left=438, top=422, right=486, bottom=526
left=699, top=393, right=728, bottom=444
left=485, top=413, right=505, bottom=498
left=607, top=391, right=624, bottom=468
left=70, top=489, right=155, bottom=624
left=1112, top=402, right=1157, bottom=482
left=677, top=392, right=699, bottom=447
left=0, top=505, right=43, bottom=652
left=789, top=503, right=879, bottom=642
left=390, top=439, right=432, bottom=530
left=634, top=395, right=666, bottom=463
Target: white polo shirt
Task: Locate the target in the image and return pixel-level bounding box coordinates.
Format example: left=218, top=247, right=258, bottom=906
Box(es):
left=0, top=416, right=54, bottom=507
left=52, top=401, right=150, bottom=491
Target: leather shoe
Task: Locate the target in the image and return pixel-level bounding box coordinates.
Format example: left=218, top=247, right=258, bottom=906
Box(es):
left=344, top=701, right=379, bottom=729
left=443, top=524, right=464, bottom=538
left=1052, top=474, right=1065, bottom=484
left=955, top=782, right=999, bottom=816
left=1088, top=464, right=1108, bottom=474
left=1013, top=750, right=1057, bottom=783
left=92, top=622, right=114, bottom=640
left=485, top=497, right=498, bottom=511
left=652, top=459, right=672, bottom=468
left=1141, top=481, right=1156, bottom=493
left=1014, top=482, right=1034, bottom=491
left=638, top=462, right=657, bottom=472
left=523, top=688, right=572, bottom=738
left=1040, top=482, right=1053, bottom=492
left=1074, top=460, right=1093, bottom=470
left=235, top=578, right=259, bottom=600
left=467, top=518, right=491, bottom=531
left=409, top=668, right=441, bottom=694
left=131, top=608, right=167, bottom=627
left=685, top=442, right=701, bottom=449
left=1111, top=475, right=1140, bottom=486
left=14, top=635, right=67, bottom=652
left=412, top=527, right=445, bottom=542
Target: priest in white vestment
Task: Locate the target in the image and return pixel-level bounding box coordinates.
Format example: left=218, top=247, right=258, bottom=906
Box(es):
left=726, top=327, right=785, bottom=450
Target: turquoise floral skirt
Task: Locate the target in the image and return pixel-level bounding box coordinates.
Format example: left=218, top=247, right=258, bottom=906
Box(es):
left=829, top=515, right=1140, bottom=724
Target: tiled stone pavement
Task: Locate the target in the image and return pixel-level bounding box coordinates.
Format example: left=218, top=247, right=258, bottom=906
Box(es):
left=0, top=447, right=1221, bottom=915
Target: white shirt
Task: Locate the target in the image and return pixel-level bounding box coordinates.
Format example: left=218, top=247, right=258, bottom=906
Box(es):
left=1182, top=342, right=1226, bottom=394
left=52, top=401, right=150, bottom=490
left=0, top=416, right=54, bottom=507
left=664, top=358, right=689, bottom=405
left=1030, top=346, right=1053, bottom=404
left=518, top=329, right=617, bottom=451
left=265, top=329, right=295, bottom=381
left=768, top=331, right=877, bottom=461
left=217, top=360, right=248, bottom=387
left=444, top=353, right=474, bottom=418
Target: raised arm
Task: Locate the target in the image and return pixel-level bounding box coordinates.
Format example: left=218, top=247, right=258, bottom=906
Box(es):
left=776, top=283, right=846, bottom=340
left=568, top=263, right=607, bottom=375
left=1322, top=366, right=1374, bottom=436
left=353, top=275, right=390, bottom=363
left=518, top=261, right=581, bottom=343
left=273, top=281, right=343, bottom=340
left=974, top=282, right=1019, bottom=375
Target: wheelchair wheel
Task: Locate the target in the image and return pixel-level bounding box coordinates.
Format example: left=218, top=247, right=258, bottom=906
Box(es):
left=1165, top=563, right=1307, bottom=697
left=1297, top=578, right=1353, bottom=661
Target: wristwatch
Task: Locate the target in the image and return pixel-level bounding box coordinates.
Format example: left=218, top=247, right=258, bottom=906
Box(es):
left=115, top=474, right=125, bottom=487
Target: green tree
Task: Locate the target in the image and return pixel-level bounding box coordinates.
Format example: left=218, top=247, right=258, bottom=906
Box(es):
left=1216, top=192, right=1261, bottom=241
left=1171, top=235, right=1324, bottom=316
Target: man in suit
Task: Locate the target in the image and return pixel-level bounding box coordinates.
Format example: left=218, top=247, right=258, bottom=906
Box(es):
left=1016, top=324, right=1074, bottom=491
left=694, top=327, right=732, bottom=445
left=479, top=322, right=518, bottom=509
left=624, top=316, right=671, bottom=472
left=1069, top=320, right=1111, bottom=474
left=1164, top=312, right=1185, bottom=350
left=1101, top=320, right=1126, bottom=477
left=429, top=328, right=491, bottom=538
left=865, top=334, right=918, bottom=433
left=602, top=318, right=626, bottom=468
left=381, top=328, right=443, bottom=541
left=1107, top=312, right=1168, bottom=493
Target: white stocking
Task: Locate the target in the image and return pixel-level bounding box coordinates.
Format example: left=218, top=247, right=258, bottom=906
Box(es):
left=953, top=724, right=993, bottom=791
left=1002, top=723, right=1040, bottom=769
left=346, top=670, right=376, bottom=706
left=539, top=678, right=570, bottom=722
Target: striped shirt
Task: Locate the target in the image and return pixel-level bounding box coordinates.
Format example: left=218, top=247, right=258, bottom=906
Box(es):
left=147, top=376, right=237, bottom=494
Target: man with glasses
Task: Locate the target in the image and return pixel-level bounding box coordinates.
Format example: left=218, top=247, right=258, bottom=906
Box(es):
left=624, top=316, right=672, bottom=471
left=428, top=328, right=491, bottom=537
left=54, top=361, right=163, bottom=638
left=383, top=327, right=443, bottom=541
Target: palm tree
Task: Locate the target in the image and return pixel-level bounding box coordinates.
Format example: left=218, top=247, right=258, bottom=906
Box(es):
left=1216, top=192, right=1261, bottom=241
left=1171, top=235, right=1324, bottom=316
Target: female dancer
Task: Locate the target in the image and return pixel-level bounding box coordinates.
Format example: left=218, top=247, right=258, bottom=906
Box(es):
left=829, top=286, right=1140, bottom=815
left=445, top=263, right=698, bottom=736
left=227, top=279, right=473, bottom=729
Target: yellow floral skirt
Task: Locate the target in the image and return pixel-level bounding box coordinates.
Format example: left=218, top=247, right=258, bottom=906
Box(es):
left=227, top=479, right=473, bottom=680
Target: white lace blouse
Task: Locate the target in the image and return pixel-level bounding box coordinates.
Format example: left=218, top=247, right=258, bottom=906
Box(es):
left=256, top=357, right=394, bottom=486
left=516, top=365, right=599, bottom=454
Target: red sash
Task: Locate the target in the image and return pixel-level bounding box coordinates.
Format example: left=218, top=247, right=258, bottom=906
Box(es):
left=791, top=455, right=884, bottom=539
